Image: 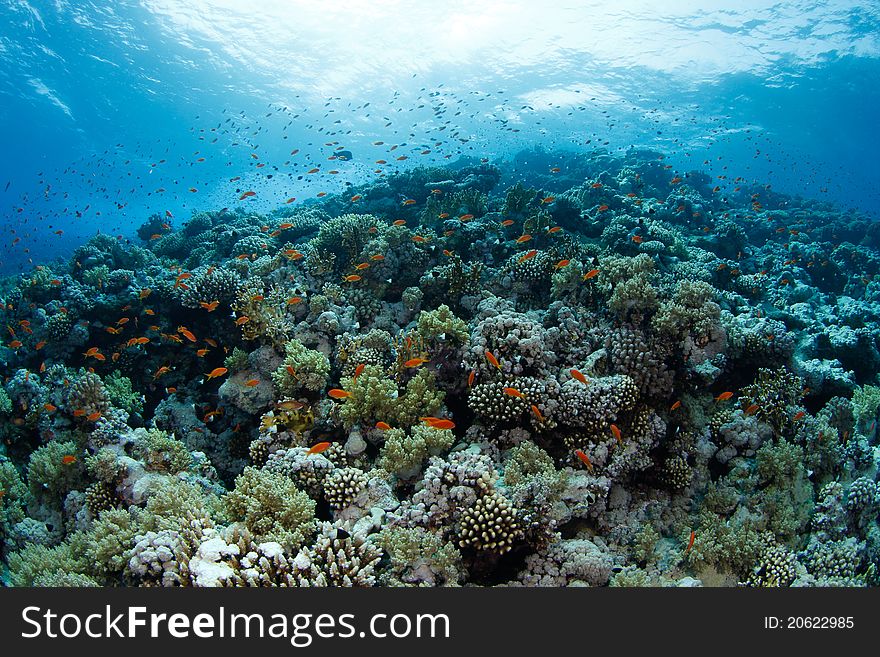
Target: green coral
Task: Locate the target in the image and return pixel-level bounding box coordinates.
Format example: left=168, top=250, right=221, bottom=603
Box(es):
left=741, top=367, right=804, bottom=433
left=308, top=213, right=376, bottom=270
left=7, top=542, right=88, bottom=587
left=272, top=338, right=331, bottom=396
left=852, top=384, right=880, bottom=433
left=337, top=364, right=397, bottom=429
left=373, top=526, right=464, bottom=586
left=27, top=440, right=83, bottom=509
left=81, top=264, right=111, bottom=289
left=753, top=438, right=813, bottom=539
left=652, top=279, right=720, bottom=341
left=389, top=369, right=444, bottom=427
left=416, top=304, right=469, bottom=345
left=378, top=425, right=455, bottom=480
left=71, top=507, right=139, bottom=575
left=0, top=459, right=29, bottom=533
left=0, top=387, right=11, bottom=415
left=502, top=441, right=561, bottom=488
left=104, top=370, right=143, bottom=416
left=134, top=429, right=192, bottom=473
left=224, top=347, right=250, bottom=373
left=224, top=467, right=315, bottom=549
left=687, top=505, right=773, bottom=577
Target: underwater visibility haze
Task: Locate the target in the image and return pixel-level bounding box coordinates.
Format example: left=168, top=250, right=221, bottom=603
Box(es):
left=0, top=0, right=879, bottom=587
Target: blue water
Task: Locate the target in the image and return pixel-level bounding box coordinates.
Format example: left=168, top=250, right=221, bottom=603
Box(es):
left=1, top=0, right=879, bottom=273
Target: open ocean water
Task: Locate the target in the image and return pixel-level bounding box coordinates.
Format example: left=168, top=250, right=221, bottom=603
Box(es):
left=0, top=1, right=878, bottom=588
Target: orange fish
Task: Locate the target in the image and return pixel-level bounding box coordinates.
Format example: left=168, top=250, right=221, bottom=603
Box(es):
left=715, top=391, right=734, bottom=402
left=244, top=379, right=260, bottom=387
left=402, top=199, right=417, bottom=206
left=328, top=389, right=351, bottom=399
left=684, top=530, right=696, bottom=556
left=200, top=300, right=220, bottom=312
left=530, top=405, right=544, bottom=422
left=541, top=196, right=555, bottom=204
left=468, top=370, right=476, bottom=387
left=204, top=367, right=228, bottom=382
left=582, top=269, right=600, bottom=281
left=503, top=387, right=525, bottom=399
left=518, top=250, right=538, bottom=263
left=412, top=235, right=429, bottom=243
left=459, top=214, right=474, bottom=221
left=287, top=297, right=303, bottom=306
left=286, top=365, right=297, bottom=377
left=670, top=400, right=681, bottom=411
left=343, top=275, right=362, bottom=283
left=744, top=404, right=760, bottom=416
left=547, top=226, right=562, bottom=234
left=597, top=205, right=609, bottom=212
left=501, top=219, right=515, bottom=227
left=178, top=327, right=197, bottom=342
left=35, top=341, right=46, bottom=350
left=404, top=357, right=429, bottom=368
left=570, top=369, right=589, bottom=385
left=8, top=340, right=22, bottom=348
left=375, top=421, right=392, bottom=431
left=427, top=419, right=455, bottom=430
left=350, top=195, right=362, bottom=202
left=574, top=449, right=594, bottom=473
left=515, top=234, right=532, bottom=244
left=139, top=288, right=152, bottom=300
left=554, top=259, right=570, bottom=270
left=306, top=442, right=332, bottom=455
left=392, top=219, right=407, bottom=226
left=485, top=350, right=501, bottom=370
left=354, top=263, right=370, bottom=270
left=610, top=424, right=622, bottom=445
left=793, top=411, right=805, bottom=421
left=370, top=254, right=385, bottom=261
left=61, top=455, right=77, bottom=466
left=43, top=403, right=57, bottom=413
left=631, top=235, right=643, bottom=244
left=353, top=363, right=365, bottom=380
left=235, top=316, right=250, bottom=325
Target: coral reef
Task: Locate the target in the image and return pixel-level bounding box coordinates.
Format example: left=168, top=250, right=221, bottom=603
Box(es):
left=2, top=149, right=878, bottom=588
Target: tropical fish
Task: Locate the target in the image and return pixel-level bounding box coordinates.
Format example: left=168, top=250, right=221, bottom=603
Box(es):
left=204, top=367, right=228, bottom=382
left=515, top=234, right=532, bottom=244
left=574, top=449, right=594, bottom=473
left=610, top=423, right=622, bottom=445
left=328, top=389, right=351, bottom=399
left=570, top=369, right=589, bottom=385
left=306, top=442, right=331, bottom=455
left=582, top=269, right=600, bottom=280
left=485, top=350, right=501, bottom=370
left=518, top=250, right=538, bottom=263
left=375, top=421, right=392, bottom=431
left=503, top=387, right=525, bottom=399
left=404, top=357, right=429, bottom=368
left=530, top=405, right=545, bottom=422
left=715, top=391, right=734, bottom=401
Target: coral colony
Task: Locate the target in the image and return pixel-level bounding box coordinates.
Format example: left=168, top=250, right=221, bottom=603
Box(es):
left=1, top=149, right=878, bottom=587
